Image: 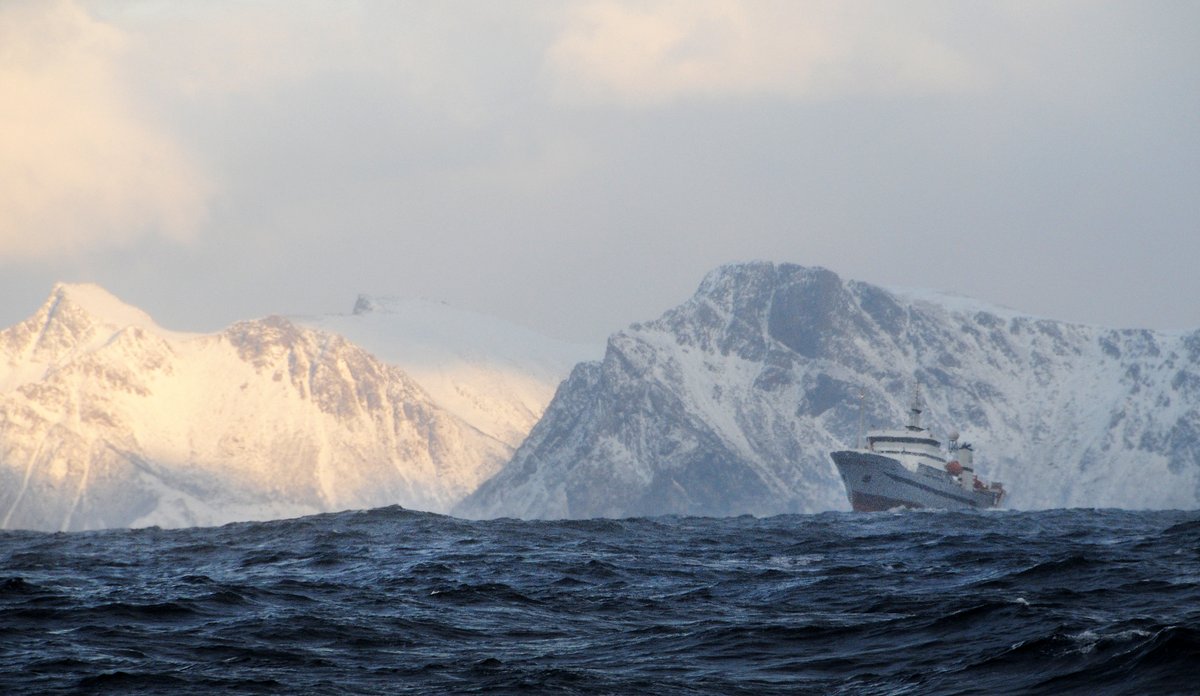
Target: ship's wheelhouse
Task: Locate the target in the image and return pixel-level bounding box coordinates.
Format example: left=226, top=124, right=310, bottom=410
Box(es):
left=866, top=430, right=946, bottom=464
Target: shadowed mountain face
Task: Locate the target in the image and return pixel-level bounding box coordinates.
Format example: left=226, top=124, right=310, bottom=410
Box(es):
left=458, top=262, right=1200, bottom=519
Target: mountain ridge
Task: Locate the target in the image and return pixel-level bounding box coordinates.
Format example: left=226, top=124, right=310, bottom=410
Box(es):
left=0, top=284, right=584, bottom=531
left=7, top=265, right=1197, bottom=530
left=456, top=262, right=1200, bottom=519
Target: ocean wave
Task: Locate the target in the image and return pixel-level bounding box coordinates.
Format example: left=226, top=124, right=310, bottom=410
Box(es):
left=0, top=507, right=1196, bottom=694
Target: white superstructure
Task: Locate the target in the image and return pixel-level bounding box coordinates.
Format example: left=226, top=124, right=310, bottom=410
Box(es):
left=832, top=387, right=1005, bottom=511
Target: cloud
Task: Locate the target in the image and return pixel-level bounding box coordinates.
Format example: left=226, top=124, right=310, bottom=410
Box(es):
left=0, top=0, right=209, bottom=260
left=115, top=2, right=365, bottom=98
left=546, top=0, right=978, bottom=106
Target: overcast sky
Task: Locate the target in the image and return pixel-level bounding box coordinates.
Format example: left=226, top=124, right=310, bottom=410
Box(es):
left=2, top=1, right=1197, bottom=342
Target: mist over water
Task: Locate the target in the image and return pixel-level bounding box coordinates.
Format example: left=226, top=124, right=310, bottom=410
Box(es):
left=2, top=507, right=1198, bottom=694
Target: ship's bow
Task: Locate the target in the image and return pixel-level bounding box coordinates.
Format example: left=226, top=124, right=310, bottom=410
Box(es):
left=831, top=450, right=897, bottom=511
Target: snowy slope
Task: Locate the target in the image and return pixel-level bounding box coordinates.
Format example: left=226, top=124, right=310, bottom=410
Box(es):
left=297, top=296, right=598, bottom=449
left=456, top=263, right=1200, bottom=519
left=0, top=284, right=512, bottom=531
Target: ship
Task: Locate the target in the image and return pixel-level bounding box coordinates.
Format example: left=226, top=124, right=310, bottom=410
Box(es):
left=830, top=389, right=1005, bottom=511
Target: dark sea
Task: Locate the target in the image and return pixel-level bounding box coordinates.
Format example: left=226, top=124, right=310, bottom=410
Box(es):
left=2, top=508, right=1198, bottom=695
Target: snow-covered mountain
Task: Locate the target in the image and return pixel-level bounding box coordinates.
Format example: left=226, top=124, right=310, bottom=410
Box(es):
left=456, top=262, right=1200, bottom=519
left=0, top=284, right=524, bottom=531
left=296, top=296, right=597, bottom=449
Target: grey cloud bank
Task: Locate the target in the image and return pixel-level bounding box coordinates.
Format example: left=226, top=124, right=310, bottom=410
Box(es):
left=1, top=1, right=1197, bottom=341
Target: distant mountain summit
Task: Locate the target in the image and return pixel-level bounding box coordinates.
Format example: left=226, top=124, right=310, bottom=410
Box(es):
left=456, top=262, right=1200, bottom=519
left=0, top=285, right=586, bottom=531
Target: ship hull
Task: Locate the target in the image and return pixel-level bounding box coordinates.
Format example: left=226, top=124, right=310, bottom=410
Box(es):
left=831, top=450, right=1001, bottom=511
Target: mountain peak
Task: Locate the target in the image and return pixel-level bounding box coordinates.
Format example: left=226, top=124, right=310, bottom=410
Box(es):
left=352, top=294, right=376, bottom=315
left=45, top=282, right=162, bottom=333
left=697, top=262, right=834, bottom=290
left=352, top=294, right=452, bottom=316
left=459, top=261, right=1200, bottom=518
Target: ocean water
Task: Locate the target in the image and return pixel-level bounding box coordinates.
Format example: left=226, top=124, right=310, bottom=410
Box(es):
left=2, top=508, right=1198, bottom=695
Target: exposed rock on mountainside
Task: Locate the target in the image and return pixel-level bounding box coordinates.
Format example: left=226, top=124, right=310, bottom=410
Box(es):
left=457, top=263, right=1200, bottom=519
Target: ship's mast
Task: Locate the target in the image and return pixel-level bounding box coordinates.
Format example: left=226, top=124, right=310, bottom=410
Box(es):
left=857, top=388, right=865, bottom=449
left=907, top=382, right=924, bottom=431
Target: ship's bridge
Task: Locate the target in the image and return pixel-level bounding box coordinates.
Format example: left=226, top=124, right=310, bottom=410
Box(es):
left=866, top=429, right=946, bottom=465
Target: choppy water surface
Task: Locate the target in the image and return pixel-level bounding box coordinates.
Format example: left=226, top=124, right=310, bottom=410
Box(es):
left=2, top=508, right=1198, bottom=694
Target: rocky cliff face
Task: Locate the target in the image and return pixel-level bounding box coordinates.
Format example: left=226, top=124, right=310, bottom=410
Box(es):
left=0, top=284, right=511, bottom=531
left=457, top=263, right=1200, bottom=519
